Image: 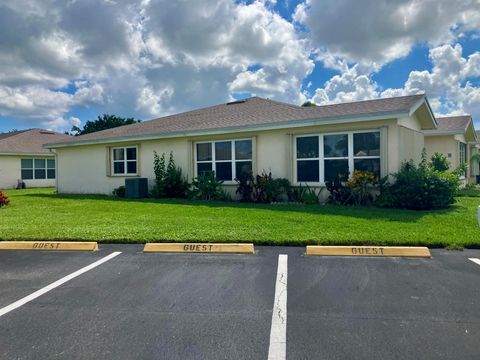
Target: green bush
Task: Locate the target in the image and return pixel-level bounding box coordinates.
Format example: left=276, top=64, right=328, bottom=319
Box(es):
left=0, top=191, right=10, bottom=208
left=235, top=172, right=254, bottom=202
left=325, top=177, right=353, bottom=205
left=377, top=159, right=461, bottom=210
left=235, top=171, right=291, bottom=203
left=289, top=184, right=320, bottom=204
left=190, top=171, right=227, bottom=201
left=346, top=170, right=378, bottom=206
left=429, top=152, right=450, bottom=172
left=151, top=151, right=188, bottom=198
left=112, top=185, right=125, bottom=198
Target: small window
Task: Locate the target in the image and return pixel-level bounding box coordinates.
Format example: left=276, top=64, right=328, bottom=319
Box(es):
left=21, top=158, right=55, bottom=180
left=195, top=139, right=253, bottom=181
left=324, top=134, right=349, bottom=181
left=112, top=147, right=138, bottom=175
left=47, top=159, right=56, bottom=179
left=297, top=136, right=318, bottom=159
left=21, top=159, right=34, bottom=180
left=354, top=132, right=380, bottom=156
left=34, top=159, right=46, bottom=179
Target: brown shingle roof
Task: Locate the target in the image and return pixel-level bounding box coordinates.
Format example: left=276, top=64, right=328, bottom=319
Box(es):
left=46, top=94, right=426, bottom=147
left=435, top=116, right=472, bottom=132
left=0, top=128, right=71, bottom=155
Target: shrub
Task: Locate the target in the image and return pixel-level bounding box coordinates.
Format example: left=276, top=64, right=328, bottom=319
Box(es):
left=112, top=185, right=125, bottom=198
left=235, top=171, right=291, bottom=203
left=259, top=172, right=291, bottom=203
left=325, top=177, right=353, bottom=205
left=152, top=151, right=188, bottom=198
left=288, top=184, right=322, bottom=204
left=377, top=159, right=461, bottom=210
left=190, top=171, right=226, bottom=201
left=0, top=191, right=10, bottom=208
left=429, top=152, right=450, bottom=172
left=346, top=171, right=378, bottom=206
left=452, top=162, right=468, bottom=178
left=235, top=172, right=254, bottom=202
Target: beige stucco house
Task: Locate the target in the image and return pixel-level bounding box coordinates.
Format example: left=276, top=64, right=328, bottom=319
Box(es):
left=424, top=116, right=478, bottom=184
left=45, top=94, right=437, bottom=198
left=0, top=129, right=71, bottom=189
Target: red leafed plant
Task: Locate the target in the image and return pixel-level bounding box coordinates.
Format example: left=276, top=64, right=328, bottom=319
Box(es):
left=0, top=191, right=10, bottom=208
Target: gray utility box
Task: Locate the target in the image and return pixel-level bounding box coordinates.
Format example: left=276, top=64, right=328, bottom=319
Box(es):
left=125, top=178, right=149, bottom=198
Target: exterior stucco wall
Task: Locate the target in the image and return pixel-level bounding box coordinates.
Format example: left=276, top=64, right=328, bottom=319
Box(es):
left=0, top=155, right=56, bottom=189
left=398, top=126, right=425, bottom=166
left=424, top=135, right=461, bottom=170
left=55, top=116, right=425, bottom=195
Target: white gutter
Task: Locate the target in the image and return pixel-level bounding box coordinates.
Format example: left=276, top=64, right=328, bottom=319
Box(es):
left=44, top=111, right=409, bottom=149
left=0, top=152, right=55, bottom=156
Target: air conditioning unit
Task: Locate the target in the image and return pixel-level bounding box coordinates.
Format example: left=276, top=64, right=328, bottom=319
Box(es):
left=125, top=178, right=149, bottom=198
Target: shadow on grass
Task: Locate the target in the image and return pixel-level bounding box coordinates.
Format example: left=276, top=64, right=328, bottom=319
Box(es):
left=22, top=192, right=458, bottom=224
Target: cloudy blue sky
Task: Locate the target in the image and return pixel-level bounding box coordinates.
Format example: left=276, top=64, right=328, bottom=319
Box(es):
left=0, top=0, right=479, bottom=133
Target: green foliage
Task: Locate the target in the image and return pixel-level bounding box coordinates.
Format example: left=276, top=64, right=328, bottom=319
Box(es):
left=112, top=186, right=126, bottom=198
left=235, top=171, right=291, bottom=203
left=0, top=191, right=10, bottom=208
left=301, top=101, right=317, bottom=107
left=2, top=188, right=480, bottom=248
left=151, top=151, right=188, bottom=198
left=346, top=170, right=378, bottom=206
left=471, top=152, right=480, bottom=163
left=377, top=159, right=461, bottom=210
left=235, top=172, right=254, bottom=202
left=71, top=114, right=140, bottom=135
left=429, top=152, right=450, bottom=172
left=457, top=186, right=480, bottom=197
left=452, top=162, right=468, bottom=177
left=325, top=177, right=353, bottom=205
left=190, top=171, right=227, bottom=201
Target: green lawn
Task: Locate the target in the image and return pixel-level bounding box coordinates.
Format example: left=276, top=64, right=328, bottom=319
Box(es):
left=0, top=188, right=479, bottom=248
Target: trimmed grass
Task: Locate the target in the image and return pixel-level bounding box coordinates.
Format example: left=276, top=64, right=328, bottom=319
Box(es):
left=0, top=188, right=479, bottom=247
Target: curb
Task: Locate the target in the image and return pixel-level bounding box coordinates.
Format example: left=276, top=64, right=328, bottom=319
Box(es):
left=0, top=241, right=99, bottom=251
left=143, top=243, right=254, bottom=254
left=306, top=245, right=431, bottom=258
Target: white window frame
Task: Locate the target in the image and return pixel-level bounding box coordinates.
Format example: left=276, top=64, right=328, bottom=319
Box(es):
left=111, top=146, right=138, bottom=176
left=21, top=158, right=56, bottom=180
left=294, top=129, right=381, bottom=186
left=194, top=138, right=253, bottom=184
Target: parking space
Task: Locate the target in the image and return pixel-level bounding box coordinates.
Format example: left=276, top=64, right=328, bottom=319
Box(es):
left=288, top=249, right=480, bottom=360
left=0, top=248, right=115, bottom=309
left=0, top=246, right=479, bottom=359
left=0, top=245, right=279, bottom=360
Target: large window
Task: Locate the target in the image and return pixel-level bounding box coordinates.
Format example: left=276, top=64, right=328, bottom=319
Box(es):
left=21, top=158, right=56, bottom=180
left=112, top=146, right=138, bottom=175
left=295, top=131, right=380, bottom=184
left=195, top=139, right=253, bottom=182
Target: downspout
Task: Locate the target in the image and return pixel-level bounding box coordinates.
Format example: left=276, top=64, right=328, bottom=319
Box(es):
left=49, top=148, right=58, bottom=193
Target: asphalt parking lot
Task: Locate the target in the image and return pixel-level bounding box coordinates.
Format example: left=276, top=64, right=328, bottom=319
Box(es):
left=0, top=245, right=479, bottom=360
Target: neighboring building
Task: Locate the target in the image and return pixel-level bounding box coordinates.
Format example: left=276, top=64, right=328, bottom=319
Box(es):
left=424, top=116, right=478, bottom=184
left=0, top=129, right=71, bottom=189
left=45, top=94, right=437, bottom=198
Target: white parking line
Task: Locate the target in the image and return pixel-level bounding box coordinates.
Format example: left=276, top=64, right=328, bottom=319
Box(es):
left=468, top=258, right=480, bottom=267
left=268, top=254, right=288, bottom=360
left=0, top=251, right=122, bottom=318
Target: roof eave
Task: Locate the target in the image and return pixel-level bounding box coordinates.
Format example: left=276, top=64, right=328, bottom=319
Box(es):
left=44, top=110, right=408, bottom=149
left=0, top=151, right=55, bottom=156
left=409, top=95, right=438, bottom=129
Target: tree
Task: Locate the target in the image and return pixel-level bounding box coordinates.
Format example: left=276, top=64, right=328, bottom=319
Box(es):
left=71, top=115, right=141, bottom=136
left=301, top=101, right=317, bottom=107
